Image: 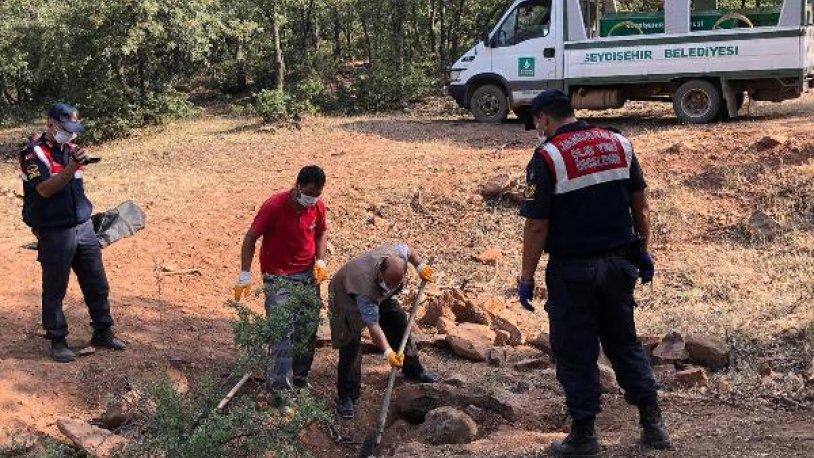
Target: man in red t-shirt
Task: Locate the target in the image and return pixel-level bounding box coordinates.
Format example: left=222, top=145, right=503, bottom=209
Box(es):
left=235, top=166, right=329, bottom=406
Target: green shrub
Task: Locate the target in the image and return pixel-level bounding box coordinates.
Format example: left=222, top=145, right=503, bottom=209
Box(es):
left=252, top=85, right=323, bottom=124
left=124, top=375, right=331, bottom=458
left=252, top=89, right=290, bottom=123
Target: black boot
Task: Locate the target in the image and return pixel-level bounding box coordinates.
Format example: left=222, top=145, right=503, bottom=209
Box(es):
left=50, top=338, right=76, bottom=363
left=638, top=399, right=673, bottom=450
left=91, top=329, right=126, bottom=351
left=336, top=397, right=354, bottom=419
left=550, top=415, right=600, bottom=456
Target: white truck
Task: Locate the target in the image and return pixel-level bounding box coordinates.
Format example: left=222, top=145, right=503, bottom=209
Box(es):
left=447, top=0, right=814, bottom=123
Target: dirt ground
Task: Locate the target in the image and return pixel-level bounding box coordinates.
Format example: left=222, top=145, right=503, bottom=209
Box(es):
left=0, top=95, right=812, bottom=457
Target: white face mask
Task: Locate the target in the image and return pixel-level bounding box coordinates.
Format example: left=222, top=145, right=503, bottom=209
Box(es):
left=54, top=129, right=76, bottom=145
left=296, top=188, right=319, bottom=208
left=380, top=281, right=400, bottom=296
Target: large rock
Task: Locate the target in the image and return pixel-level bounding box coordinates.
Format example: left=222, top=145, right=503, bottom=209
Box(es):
left=652, top=331, right=689, bottom=364
left=685, top=335, right=731, bottom=369
left=529, top=332, right=553, bottom=356
left=674, top=367, right=709, bottom=388
left=639, top=335, right=662, bottom=359
left=436, top=317, right=456, bottom=335
left=746, top=211, right=781, bottom=240
left=412, top=332, right=449, bottom=351
left=651, top=364, right=677, bottom=387
left=473, top=248, right=504, bottom=265
left=393, top=384, right=471, bottom=422
left=478, top=174, right=511, bottom=198
left=418, top=407, right=478, bottom=445
left=598, top=364, right=621, bottom=394
left=494, top=329, right=511, bottom=346
left=460, top=429, right=566, bottom=456
left=493, top=317, right=523, bottom=346
left=479, top=297, right=507, bottom=317
left=457, top=300, right=492, bottom=326
left=57, top=418, right=129, bottom=458
left=478, top=388, right=522, bottom=421
left=446, top=324, right=496, bottom=361
left=513, top=356, right=551, bottom=371
left=418, top=297, right=456, bottom=327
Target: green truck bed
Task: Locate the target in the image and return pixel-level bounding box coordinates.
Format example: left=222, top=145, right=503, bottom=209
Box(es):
left=599, top=7, right=781, bottom=37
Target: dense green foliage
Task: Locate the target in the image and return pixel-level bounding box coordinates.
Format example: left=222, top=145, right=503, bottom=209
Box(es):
left=126, top=376, right=331, bottom=458
left=0, top=0, right=787, bottom=136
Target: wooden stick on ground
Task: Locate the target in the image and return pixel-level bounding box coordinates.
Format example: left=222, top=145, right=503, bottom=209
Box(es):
left=217, top=372, right=252, bottom=412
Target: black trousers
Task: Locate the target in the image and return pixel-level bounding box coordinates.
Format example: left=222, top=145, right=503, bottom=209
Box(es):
left=35, top=220, right=113, bottom=340
left=545, top=255, right=658, bottom=421
left=337, top=298, right=423, bottom=400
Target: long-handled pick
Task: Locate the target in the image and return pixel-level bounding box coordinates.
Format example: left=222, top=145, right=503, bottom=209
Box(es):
left=358, top=278, right=430, bottom=457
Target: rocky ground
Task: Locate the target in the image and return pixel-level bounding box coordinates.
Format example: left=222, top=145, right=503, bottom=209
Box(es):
left=0, top=95, right=812, bottom=457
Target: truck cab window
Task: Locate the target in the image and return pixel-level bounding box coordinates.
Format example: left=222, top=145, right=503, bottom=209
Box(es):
left=497, top=0, right=551, bottom=47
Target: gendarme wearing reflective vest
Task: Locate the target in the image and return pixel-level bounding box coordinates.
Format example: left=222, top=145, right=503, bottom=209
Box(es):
left=516, top=90, right=672, bottom=456
left=19, top=103, right=125, bottom=363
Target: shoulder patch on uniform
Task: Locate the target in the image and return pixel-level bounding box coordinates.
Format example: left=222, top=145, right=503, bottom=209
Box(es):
left=26, top=164, right=41, bottom=179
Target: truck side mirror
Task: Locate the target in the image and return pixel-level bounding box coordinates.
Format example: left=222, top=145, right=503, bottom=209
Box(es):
left=482, top=28, right=491, bottom=47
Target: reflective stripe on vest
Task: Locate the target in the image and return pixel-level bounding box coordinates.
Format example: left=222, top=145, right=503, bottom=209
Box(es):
left=24, top=144, right=82, bottom=180
left=540, top=129, right=633, bottom=195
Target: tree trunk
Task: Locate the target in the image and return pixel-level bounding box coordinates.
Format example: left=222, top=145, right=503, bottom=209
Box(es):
left=236, top=41, right=247, bottom=93
left=271, top=1, right=285, bottom=90
left=360, top=4, right=373, bottom=65
left=332, top=6, right=342, bottom=58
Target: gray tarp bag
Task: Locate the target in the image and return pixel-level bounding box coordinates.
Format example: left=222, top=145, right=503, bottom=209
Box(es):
left=91, top=200, right=146, bottom=248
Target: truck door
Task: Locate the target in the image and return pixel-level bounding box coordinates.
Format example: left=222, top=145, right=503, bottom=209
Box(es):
left=491, top=0, right=561, bottom=107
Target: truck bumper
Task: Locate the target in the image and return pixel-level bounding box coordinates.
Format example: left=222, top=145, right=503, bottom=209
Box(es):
left=447, top=84, right=467, bottom=109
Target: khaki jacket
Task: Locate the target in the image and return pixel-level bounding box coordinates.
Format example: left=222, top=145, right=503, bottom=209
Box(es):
left=328, top=244, right=403, bottom=348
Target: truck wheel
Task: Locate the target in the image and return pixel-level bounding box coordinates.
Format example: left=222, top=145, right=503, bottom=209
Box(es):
left=673, top=80, right=722, bottom=124
left=471, top=84, right=509, bottom=123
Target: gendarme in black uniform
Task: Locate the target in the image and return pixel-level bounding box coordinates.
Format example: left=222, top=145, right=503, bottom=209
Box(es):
left=518, top=89, right=670, bottom=455
left=20, top=103, right=123, bottom=362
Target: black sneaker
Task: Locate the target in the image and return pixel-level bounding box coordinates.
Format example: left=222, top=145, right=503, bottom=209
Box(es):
left=50, top=338, right=76, bottom=363
left=91, top=329, right=126, bottom=351
left=336, top=397, right=354, bottom=419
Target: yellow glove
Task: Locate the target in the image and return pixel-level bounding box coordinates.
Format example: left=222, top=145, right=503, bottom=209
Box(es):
left=416, top=262, right=434, bottom=283
left=233, top=272, right=252, bottom=301
left=384, top=349, right=404, bottom=369
left=313, top=259, right=329, bottom=283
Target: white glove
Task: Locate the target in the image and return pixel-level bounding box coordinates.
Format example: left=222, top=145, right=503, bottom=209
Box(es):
left=237, top=271, right=252, bottom=287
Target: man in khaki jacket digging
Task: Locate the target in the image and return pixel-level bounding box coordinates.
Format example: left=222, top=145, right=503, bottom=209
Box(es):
left=329, top=243, right=437, bottom=419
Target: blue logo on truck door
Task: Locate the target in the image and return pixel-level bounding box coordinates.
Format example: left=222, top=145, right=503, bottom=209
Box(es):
left=519, top=57, right=535, bottom=77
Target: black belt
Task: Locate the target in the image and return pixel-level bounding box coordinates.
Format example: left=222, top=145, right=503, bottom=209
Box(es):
left=551, top=244, right=630, bottom=261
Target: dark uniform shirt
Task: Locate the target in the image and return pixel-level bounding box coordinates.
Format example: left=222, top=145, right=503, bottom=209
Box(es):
left=520, top=121, right=646, bottom=257
left=19, top=134, right=93, bottom=229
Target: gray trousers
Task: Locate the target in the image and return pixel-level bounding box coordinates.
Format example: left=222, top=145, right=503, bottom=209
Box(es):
left=35, top=219, right=113, bottom=340
left=263, top=270, right=320, bottom=393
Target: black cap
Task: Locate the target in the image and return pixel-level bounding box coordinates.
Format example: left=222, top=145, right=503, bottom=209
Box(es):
left=47, top=103, right=85, bottom=134
left=524, top=89, right=571, bottom=130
